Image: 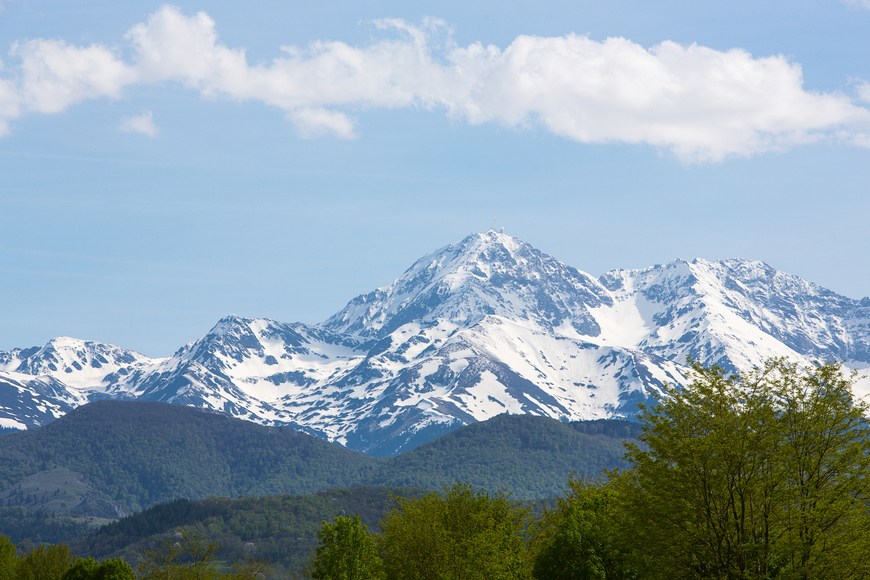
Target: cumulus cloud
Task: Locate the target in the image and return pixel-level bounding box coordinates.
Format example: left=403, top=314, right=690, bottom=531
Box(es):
left=120, top=110, right=158, bottom=136
left=845, top=0, right=870, bottom=8
left=1, top=4, right=869, bottom=161
left=11, top=38, right=137, bottom=113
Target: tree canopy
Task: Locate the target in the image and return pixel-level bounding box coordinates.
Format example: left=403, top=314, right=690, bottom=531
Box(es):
left=308, top=515, right=383, bottom=580
left=532, top=477, right=635, bottom=580
left=61, top=558, right=134, bottom=580
left=618, top=358, right=870, bottom=580
left=137, top=531, right=268, bottom=580
left=378, top=482, right=531, bottom=580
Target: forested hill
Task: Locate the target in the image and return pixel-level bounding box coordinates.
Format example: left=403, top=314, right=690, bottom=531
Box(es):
left=0, top=401, right=383, bottom=514
left=0, top=401, right=640, bottom=521
left=68, top=487, right=433, bottom=578
left=363, top=414, right=641, bottom=499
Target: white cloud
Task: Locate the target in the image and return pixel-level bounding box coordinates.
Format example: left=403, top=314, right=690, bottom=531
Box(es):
left=1, top=4, right=869, bottom=162
left=443, top=35, right=870, bottom=161
left=120, top=110, right=158, bottom=137
left=11, top=38, right=137, bottom=114
left=125, top=7, right=248, bottom=94
left=844, top=0, right=870, bottom=8
left=289, top=107, right=357, bottom=139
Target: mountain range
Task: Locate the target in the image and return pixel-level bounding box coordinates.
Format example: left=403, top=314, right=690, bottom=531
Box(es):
left=2, top=230, right=869, bottom=455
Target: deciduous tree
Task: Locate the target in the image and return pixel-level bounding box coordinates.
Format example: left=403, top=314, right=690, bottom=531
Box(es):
left=16, top=543, right=74, bottom=580
left=619, top=358, right=870, bottom=580
left=532, top=478, right=635, bottom=580
left=378, top=482, right=529, bottom=580
left=138, top=531, right=268, bottom=580
left=62, top=558, right=134, bottom=580
left=0, top=536, right=17, bottom=580
left=308, top=515, right=384, bottom=580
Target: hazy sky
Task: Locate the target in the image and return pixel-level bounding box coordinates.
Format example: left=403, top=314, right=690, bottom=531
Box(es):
left=2, top=0, right=869, bottom=357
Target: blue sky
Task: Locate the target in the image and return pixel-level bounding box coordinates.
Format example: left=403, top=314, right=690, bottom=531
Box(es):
left=2, top=0, right=869, bottom=357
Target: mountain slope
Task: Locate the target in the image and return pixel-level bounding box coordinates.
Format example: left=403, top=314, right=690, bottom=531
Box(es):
left=0, top=399, right=640, bottom=528
left=0, top=400, right=381, bottom=513
left=322, top=231, right=612, bottom=339
left=361, top=414, right=641, bottom=499
left=598, top=258, right=870, bottom=372
left=68, top=488, right=434, bottom=578
left=2, top=231, right=868, bottom=455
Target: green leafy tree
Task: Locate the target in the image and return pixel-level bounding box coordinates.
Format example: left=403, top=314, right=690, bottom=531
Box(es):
left=772, top=360, right=870, bottom=578
left=619, top=358, right=870, bottom=580
left=96, top=559, right=136, bottom=580
left=62, top=558, right=134, bottom=580
left=138, top=532, right=220, bottom=580
left=61, top=559, right=100, bottom=580
left=378, top=482, right=530, bottom=580
left=0, top=536, right=17, bottom=580
left=138, top=531, right=268, bottom=580
left=16, top=544, right=74, bottom=580
left=532, top=478, right=635, bottom=580
left=308, top=515, right=384, bottom=580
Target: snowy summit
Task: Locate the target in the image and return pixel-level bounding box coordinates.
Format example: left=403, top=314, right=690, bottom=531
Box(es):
left=2, top=231, right=869, bottom=455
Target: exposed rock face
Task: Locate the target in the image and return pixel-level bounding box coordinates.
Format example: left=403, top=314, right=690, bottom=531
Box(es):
left=3, top=231, right=869, bottom=455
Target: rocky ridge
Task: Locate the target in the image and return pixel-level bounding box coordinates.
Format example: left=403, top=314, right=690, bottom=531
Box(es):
left=2, top=231, right=869, bottom=455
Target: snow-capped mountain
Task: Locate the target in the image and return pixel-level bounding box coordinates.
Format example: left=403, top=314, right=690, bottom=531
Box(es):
left=599, top=258, right=870, bottom=371
left=322, top=231, right=612, bottom=339
left=2, top=231, right=869, bottom=454
left=0, top=337, right=158, bottom=394
left=0, top=338, right=159, bottom=430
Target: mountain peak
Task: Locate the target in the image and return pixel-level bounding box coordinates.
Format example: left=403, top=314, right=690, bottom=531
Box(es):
left=5, top=233, right=870, bottom=456
left=209, top=314, right=251, bottom=334
left=320, top=231, right=612, bottom=339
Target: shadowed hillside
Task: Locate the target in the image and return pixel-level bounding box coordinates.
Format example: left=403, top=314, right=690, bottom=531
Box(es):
left=362, top=414, right=640, bottom=499
left=0, top=401, right=383, bottom=514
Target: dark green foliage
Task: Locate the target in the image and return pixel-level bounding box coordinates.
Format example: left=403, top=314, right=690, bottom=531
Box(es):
left=566, top=420, right=642, bottom=439
left=0, top=536, right=16, bottom=580
left=61, top=558, right=100, bottom=580
left=308, top=515, right=384, bottom=580
left=138, top=531, right=268, bottom=580
left=71, top=488, right=429, bottom=578
left=95, top=500, right=226, bottom=540
left=94, top=559, right=134, bottom=580
left=532, top=479, right=635, bottom=580
left=363, top=415, right=636, bottom=499
left=0, top=402, right=382, bottom=513
left=0, top=508, right=92, bottom=545
left=62, top=558, right=134, bottom=580
left=0, top=403, right=638, bottom=534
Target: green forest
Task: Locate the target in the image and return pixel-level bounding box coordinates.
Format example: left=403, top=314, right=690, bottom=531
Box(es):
left=0, top=402, right=383, bottom=514
left=0, top=402, right=639, bottom=523
left=3, top=358, right=869, bottom=579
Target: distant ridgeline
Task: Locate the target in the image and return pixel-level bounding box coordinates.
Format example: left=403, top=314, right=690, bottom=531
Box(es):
left=0, top=401, right=381, bottom=516
left=68, top=488, right=434, bottom=577
left=5, top=231, right=867, bottom=460
left=0, top=506, right=93, bottom=545
left=0, top=400, right=639, bottom=524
